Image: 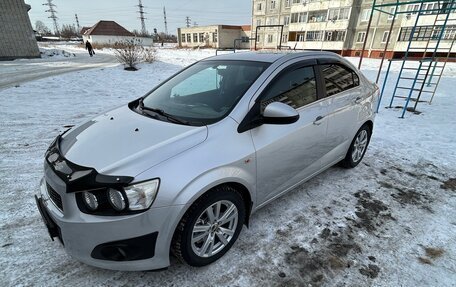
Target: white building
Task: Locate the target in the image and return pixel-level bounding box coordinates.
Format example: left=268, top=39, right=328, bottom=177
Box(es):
left=82, top=21, right=153, bottom=46
left=177, top=25, right=252, bottom=49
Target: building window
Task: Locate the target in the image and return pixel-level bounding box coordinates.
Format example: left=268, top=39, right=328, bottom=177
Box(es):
left=256, top=19, right=262, bottom=26
left=282, top=33, right=288, bottom=43
left=292, top=0, right=301, bottom=4
left=361, top=9, right=371, bottom=22
left=213, top=32, right=218, bottom=42
left=266, top=17, right=277, bottom=25
left=328, top=7, right=350, bottom=21
left=285, top=0, right=291, bottom=8
left=199, top=33, right=205, bottom=42
left=306, top=30, right=323, bottom=41
left=297, top=33, right=305, bottom=41
left=381, top=31, right=390, bottom=43
left=193, top=33, right=198, bottom=42
left=443, top=25, right=456, bottom=40
left=308, top=10, right=327, bottom=23
left=181, top=33, right=186, bottom=43
left=291, top=12, right=307, bottom=23
left=397, top=25, right=455, bottom=41
left=324, top=30, right=346, bottom=41
left=270, top=0, right=276, bottom=10
left=267, top=34, right=274, bottom=43
left=187, top=34, right=191, bottom=42
left=406, top=4, right=420, bottom=14
left=356, top=31, right=366, bottom=42
left=257, top=3, right=262, bottom=11
left=388, top=7, right=395, bottom=20
left=283, top=15, right=290, bottom=26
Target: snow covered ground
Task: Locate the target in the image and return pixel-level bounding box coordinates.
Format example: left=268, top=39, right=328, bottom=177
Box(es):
left=0, top=43, right=118, bottom=90
left=0, top=46, right=455, bottom=287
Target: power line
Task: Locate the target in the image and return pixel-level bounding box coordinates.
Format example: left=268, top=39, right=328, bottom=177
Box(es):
left=185, top=16, right=191, bottom=28
left=163, top=6, right=168, bottom=35
left=42, top=0, right=59, bottom=35
left=137, top=0, right=147, bottom=35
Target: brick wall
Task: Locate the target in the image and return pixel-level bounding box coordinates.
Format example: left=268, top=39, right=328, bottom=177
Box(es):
left=0, top=0, right=40, bottom=60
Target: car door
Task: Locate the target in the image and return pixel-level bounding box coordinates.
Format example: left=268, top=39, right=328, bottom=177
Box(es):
left=249, top=61, right=330, bottom=205
left=317, top=60, right=363, bottom=167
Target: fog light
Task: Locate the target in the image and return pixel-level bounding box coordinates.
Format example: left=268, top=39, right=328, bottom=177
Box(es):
left=82, top=192, right=98, bottom=210
left=108, top=189, right=126, bottom=211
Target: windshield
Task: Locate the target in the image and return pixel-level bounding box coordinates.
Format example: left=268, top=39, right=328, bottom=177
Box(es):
left=141, top=60, right=269, bottom=125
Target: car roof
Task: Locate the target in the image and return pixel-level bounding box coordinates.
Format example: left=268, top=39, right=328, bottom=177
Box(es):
left=201, top=50, right=341, bottom=63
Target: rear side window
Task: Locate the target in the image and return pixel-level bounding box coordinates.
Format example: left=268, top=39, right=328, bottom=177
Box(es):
left=321, top=64, right=359, bottom=97
left=261, top=66, right=317, bottom=110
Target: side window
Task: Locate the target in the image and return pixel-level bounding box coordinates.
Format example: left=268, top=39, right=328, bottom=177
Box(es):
left=321, top=64, right=359, bottom=97
left=261, top=66, right=317, bottom=110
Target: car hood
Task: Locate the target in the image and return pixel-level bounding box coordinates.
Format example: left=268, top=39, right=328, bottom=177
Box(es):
left=60, top=105, right=208, bottom=177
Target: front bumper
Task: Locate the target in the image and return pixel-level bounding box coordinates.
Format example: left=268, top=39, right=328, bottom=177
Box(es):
left=36, top=173, right=184, bottom=271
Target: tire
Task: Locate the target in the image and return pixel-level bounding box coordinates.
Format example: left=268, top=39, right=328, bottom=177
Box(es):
left=340, top=124, right=371, bottom=168
left=171, top=185, right=245, bottom=267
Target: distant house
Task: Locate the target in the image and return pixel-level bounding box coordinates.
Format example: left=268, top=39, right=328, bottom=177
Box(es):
left=82, top=20, right=153, bottom=46
left=0, top=0, right=40, bottom=60
left=177, top=25, right=251, bottom=49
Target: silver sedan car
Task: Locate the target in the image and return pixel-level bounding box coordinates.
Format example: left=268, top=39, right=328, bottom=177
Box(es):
left=36, top=51, right=379, bottom=271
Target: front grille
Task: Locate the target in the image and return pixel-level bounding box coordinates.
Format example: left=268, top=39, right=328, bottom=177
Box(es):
left=46, top=183, right=63, bottom=211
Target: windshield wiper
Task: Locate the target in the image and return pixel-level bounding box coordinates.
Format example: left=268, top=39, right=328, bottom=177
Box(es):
left=138, top=98, right=191, bottom=125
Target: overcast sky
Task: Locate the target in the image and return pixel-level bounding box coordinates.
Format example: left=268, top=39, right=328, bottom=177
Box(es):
left=26, top=0, right=252, bottom=34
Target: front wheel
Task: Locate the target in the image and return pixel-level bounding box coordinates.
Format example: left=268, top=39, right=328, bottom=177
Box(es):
left=340, top=124, right=371, bottom=168
left=171, top=186, right=245, bottom=266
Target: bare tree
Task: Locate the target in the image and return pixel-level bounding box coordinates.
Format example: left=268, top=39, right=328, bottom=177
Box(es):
left=60, top=24, right=78, bottom=39
left=35, top=20, right=51, bottom=35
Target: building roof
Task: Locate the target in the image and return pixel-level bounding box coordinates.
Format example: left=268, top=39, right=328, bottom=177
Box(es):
left=80, top=26, right=91, bottom=35
left=84, top=21, right=134, bottom=36
left=241, top=25, right=251, bottom=31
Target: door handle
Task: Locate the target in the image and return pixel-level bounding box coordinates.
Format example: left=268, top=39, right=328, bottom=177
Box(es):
left=354, top=96, right=362, bottom=103
left=313, top=115, right=325, bottom=125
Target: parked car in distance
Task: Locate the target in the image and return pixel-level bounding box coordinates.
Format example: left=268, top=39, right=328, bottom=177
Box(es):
left=36, top=51, right=379, bottom=271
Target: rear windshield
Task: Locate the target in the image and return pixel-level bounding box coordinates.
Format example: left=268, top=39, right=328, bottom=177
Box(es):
left=142, top=60, right=269, bottom=125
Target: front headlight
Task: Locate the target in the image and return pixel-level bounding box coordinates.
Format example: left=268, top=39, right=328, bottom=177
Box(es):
left=124, top=179, right=160, bottom=211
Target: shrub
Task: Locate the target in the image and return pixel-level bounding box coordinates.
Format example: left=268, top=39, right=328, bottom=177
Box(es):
left=142, top=47, right=156, bottom=63
left=113, top=39, right=156, bottom=70
left=114, top=39, right=143, bottom=71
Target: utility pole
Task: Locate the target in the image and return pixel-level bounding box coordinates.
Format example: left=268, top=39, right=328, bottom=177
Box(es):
left=185, top=16, right=191, bottom=28
left=163, top=6, right=168, bottom=35
left=75, top=13, right=80, bottom=32
left=137, top=0, right=147, bottom=35
left=43, top=0, right=59, bottom=36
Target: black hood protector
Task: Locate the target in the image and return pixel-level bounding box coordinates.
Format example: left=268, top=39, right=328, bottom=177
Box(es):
left=45, top=134, right=134, bottom=193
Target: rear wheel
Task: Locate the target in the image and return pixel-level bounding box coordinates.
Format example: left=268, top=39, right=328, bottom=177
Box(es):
left=171, top=185, right=245, bottom=266
left=340, top=124, right=371, bottom=168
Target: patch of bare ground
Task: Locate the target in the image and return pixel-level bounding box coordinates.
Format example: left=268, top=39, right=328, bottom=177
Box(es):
left=441, top=178, right=456, bottom=191
left=359, top=264, right=380, bottom=279
left=283, top=226, right=361, bottom=286
left=350, top=190, right=394, bottom=232
left=418, top=246, right=445, bottom=265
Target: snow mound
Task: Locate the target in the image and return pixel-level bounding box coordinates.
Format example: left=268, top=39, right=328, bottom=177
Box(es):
left=39, top=48, right=76, bottom=58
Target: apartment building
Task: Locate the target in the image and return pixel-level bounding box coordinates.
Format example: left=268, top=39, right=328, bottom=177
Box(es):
left=252, top=0, right=456, bottom=58
left=177, top=25, right=251, bottom=49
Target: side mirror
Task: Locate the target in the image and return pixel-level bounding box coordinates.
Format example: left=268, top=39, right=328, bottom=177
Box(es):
left=262, top=102, right=299, bottom=125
